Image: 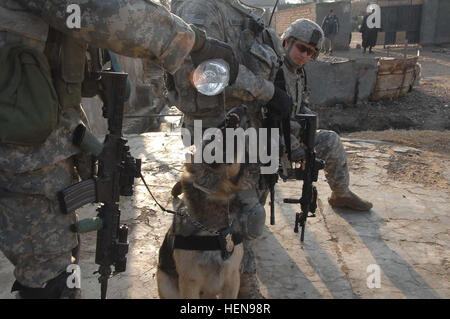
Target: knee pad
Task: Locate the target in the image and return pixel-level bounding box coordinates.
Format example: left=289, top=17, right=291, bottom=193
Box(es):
left=240, top=203, right=266, bottom=240
left=11, top=271, right=81, bottom=299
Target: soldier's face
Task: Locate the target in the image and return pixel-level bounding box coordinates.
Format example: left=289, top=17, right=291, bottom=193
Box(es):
left=286, top=38, right=316, bottom=68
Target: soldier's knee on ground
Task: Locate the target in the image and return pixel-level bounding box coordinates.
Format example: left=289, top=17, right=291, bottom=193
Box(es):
left=12, top=271, right=81, bottom=299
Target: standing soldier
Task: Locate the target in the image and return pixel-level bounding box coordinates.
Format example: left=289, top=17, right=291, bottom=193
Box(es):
left=0, top=0, right=238, bottom=299
left=168, top=0, right=292, bottom=298
left=280, top=19, right=373, bottom=212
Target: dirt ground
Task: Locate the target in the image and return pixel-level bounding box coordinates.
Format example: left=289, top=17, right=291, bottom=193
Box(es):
left=343, top=130, right=450, bottom=188
left=312, top=35, right=450, bottom=133
left=316, top=37, right=450, bottom=195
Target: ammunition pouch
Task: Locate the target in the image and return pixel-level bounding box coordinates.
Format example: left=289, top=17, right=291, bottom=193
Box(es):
left=45, top=28, right=87, bottom=110
left=0, top=44, right=58, bottom=146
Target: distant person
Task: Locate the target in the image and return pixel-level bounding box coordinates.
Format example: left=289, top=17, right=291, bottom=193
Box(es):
left=360, top=9, right=379, bottom=54
left=321, top=9, right=339, bottom=54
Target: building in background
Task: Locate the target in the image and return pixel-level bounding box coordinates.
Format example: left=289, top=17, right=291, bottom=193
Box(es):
left=271, top=0, right=449, bottom=47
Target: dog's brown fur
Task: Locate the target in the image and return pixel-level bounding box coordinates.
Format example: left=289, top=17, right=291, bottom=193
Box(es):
left=157, top=161, right=247, bottom=299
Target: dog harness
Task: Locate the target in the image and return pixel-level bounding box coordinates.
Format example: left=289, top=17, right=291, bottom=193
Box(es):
left=174, top=228, right=243, bottom=261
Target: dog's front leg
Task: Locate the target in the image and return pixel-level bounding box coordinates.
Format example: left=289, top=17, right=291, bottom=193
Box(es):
left=178, top=276, right=202, bottom=299
left=220, top=244, right=244, bottom=299
left=220, top=269, right=240, bottom=299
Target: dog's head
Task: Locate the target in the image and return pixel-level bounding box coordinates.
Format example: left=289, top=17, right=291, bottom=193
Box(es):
left=182, top=105, right=250, bottom=202
left=183, top=161, right=247, bottom=202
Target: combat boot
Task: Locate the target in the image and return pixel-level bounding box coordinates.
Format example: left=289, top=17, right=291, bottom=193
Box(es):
left=12, top=271, right=81, bottom=299
left=328, top=189, right=373, bottom=211
left=237, top=273, right=265, bottom=299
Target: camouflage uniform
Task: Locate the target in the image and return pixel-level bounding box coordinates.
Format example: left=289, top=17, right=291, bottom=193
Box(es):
left=282, top=18, right=372, bottom=214
left=0, top=0, right=198, bottom=291
left=170, top=0, right=281, bottom=132
left=282, top=62, right=350, bottom=192
left=169, top=0, right=282, bottom=295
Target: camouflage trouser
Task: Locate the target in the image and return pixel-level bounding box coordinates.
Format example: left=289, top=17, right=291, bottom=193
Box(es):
left=291, top=121, right=349, bottom=192
left=241, top=239, right=257, bottom=274
left=314, top=130, right=349, bottom=192
left=235, top=167, right=268, bottom=275
left=0, top=158, right=78, bottom=288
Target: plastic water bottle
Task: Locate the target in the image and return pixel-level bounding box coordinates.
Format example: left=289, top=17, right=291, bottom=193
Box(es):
left=193, top=59, right=230, bottom=96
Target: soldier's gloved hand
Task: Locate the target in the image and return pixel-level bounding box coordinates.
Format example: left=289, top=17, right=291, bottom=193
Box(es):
left=189, top=25, right=239, bottom=85
left=266, top=86, right=292, bottom=120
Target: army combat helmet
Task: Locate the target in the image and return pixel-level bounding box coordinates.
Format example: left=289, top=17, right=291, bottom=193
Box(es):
left=281, top=18, right=324, bottom=60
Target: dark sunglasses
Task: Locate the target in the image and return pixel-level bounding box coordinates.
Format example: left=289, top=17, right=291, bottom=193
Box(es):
left=295, top=43, right=316, bottom=56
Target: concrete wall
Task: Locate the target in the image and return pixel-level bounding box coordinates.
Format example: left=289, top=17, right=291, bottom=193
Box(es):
left=353, top=0, right=450, bottom=45
left=432, top=0, right=450, bottom=44
left=304, top=57, right=379, bottom=106
left=420, top=0, right=439, bottom=45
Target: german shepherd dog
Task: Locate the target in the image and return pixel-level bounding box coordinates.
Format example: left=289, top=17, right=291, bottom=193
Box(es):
left=157, top=105, right=249, bottom=299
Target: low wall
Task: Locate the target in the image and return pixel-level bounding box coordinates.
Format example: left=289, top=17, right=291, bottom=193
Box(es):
left=304, top=56, right=379, bottom=106
left=304, top=55, right=421, bottom=106
left=370, top=57, right=419, bottom=100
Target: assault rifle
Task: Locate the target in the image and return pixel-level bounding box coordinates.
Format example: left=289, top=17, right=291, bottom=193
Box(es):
left=58, top=71, right=141, bottom=299
left=263, top=68, right=291, bottom=227
left=280, top=114, right=324, bottom=242
left=262, top=104, right=291, bottom=226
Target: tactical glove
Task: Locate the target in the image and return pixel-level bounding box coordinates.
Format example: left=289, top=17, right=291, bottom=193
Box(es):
left=266, top=86, right=292, bottom=121
left=189, top=25, right=239, bottom=85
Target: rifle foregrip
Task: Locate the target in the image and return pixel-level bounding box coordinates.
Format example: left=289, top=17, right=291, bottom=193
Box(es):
left=59, top=179, right=97, bottom=214
left=73, top=217, right=104, bottom=233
